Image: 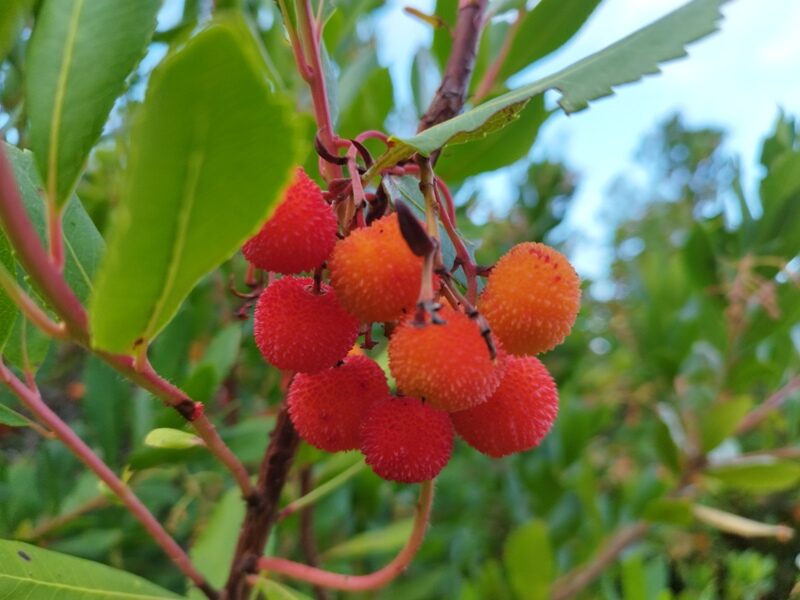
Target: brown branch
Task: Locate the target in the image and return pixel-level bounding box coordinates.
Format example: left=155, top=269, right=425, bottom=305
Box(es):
left=223, top=404, right=300, bottom=599
left=735, top=374, right=800, bottom=435
left=418, top=0, right=488, bottom=134
left=550, top=522, right=650, bottom=600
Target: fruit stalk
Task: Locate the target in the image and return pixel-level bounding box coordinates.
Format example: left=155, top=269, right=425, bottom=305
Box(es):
left=256, top=480, right=435, bottom=591
left=0, top=359, right=218, bottom=600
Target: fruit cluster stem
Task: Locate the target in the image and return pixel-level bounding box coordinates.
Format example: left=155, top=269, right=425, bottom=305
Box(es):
left=0, top=359, right=218, bottom=600
left=256, top=480, right=435, bottom=591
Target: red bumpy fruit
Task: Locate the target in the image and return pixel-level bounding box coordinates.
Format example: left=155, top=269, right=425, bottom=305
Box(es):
left=478, top=242, right=580, bottom=355
left=253, top=277, right=359, bottom=373
left=360, top=396, right=453, bottom=483
left=242, top=168, right=337, bottom=274
left=451, top=355, right=558, bottom=458
left=388, top=306, right=501, bottom=412
left=329, top=213, right=426, bottom=323
left=389, top=307, right=500, bottom=411
left=287, top=355, right=390, bottom=452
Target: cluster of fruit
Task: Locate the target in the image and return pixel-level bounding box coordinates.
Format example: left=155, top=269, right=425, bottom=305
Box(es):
left=243, top=168, right=580, bottom=483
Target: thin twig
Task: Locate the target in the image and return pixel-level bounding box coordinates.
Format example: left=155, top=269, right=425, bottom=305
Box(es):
left=472, top=8, right=526, bottom=103
left=735, top=374, right=800, bottom=435
left=0, top=261, right=68, bottom=340
left=256, top=480, right=435, bottom=591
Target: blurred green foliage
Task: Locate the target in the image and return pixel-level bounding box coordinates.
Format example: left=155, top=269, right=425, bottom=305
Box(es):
left=0, top=1, right=798, bottom=599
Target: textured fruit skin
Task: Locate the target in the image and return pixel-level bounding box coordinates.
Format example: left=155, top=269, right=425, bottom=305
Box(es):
left=288, top=355, right=389, bottom=452
left=360, top=396, right=453, bottom=483
left=388, top=306, right=501, bottom=412
left=451, top=355, right=558, bottom=458
left=253, top=277, right=359, bottom=373
left=329, top=213, right=425, bottom=323
left=242, top=168, right=337, bottom=274
left=478, top=242, right=580, bottom=355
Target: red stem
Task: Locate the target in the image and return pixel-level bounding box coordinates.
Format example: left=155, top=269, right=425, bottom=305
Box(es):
left=257, top=480, right=434, bottom=591
left=472, top=8, right=526, bottom=103
left=0, top=360, right=217, bottom=600
left=435, top=178, right=478, bottom=303
left=296, top=0, right=340, bottom=181
left=47, top=204, right=65, bottom=274
left=0, top=147, right=88, bottom=340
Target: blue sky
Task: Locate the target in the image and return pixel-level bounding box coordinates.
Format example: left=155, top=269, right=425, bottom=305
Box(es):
left=375, top=0, right=800, bottom=277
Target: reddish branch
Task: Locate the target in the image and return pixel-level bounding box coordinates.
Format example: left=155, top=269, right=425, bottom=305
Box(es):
left=223, top=405, right=300, bottom=599
left=257, top=481, right=435, bottom=591
left=418, top=0, right=488, bottom=133
left=0, top=360, right=218, bottom=599
left=735, top=374, right=800, bottom=435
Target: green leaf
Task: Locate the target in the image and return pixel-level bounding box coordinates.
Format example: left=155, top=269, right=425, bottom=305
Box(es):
left=1, top=143, right=105, bottom=305
left=89, top=20, right=303, bottom=353
left=698, top=396, right=752, bottom=453
left=373, top=0, right=728, bottom=168
left=187, top=323, right=242, bottom=398
left=498, top=0, right=603, bottom=81
left=0, top=539, right=182, bottom=598
left=254, top=579, right=314, bottom=600
left=26, top=0, right=160, bottom=208
left=0, top=0, right=31, bottom=62
left=321, top=518, right=413, bottom=560
left=755, top=150, right=800, bottom=257
left=705, top=459, right=800, bottom=493
left=642, top=497, right=693, bottom=526
left=435, top=95, right=548, bottom=182
left=189, top=487, right=245, bottom=594
left=0, top=403, right=31, bottom=428
left=0, top=234, right=17, bottom=348
left=336, top=52, right=393, bottom=138
left=503, top=519, right=553, bottom=600
left=82, top=356, right=132, bottom=466
left=621, top=554, right=648, bottom=600
left=144, top=428, right=204, bottom=450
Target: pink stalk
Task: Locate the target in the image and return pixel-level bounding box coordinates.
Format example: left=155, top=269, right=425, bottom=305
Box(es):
left=0, top=147, right=88, bottom=340
left=0, top=263, right=68, bottom=340
left=295, top=0, right=341, bottom=182
left=354, top=130, right=389, bottom=145
left=472, top=8, right=526, bottom=104
left=0, top=360, right=217, bottom=599
left=46, top=205, right=65, bottom=274
left=257, top=480, right=434, bottom=591
left=434, top=177, right=479, bottom=303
